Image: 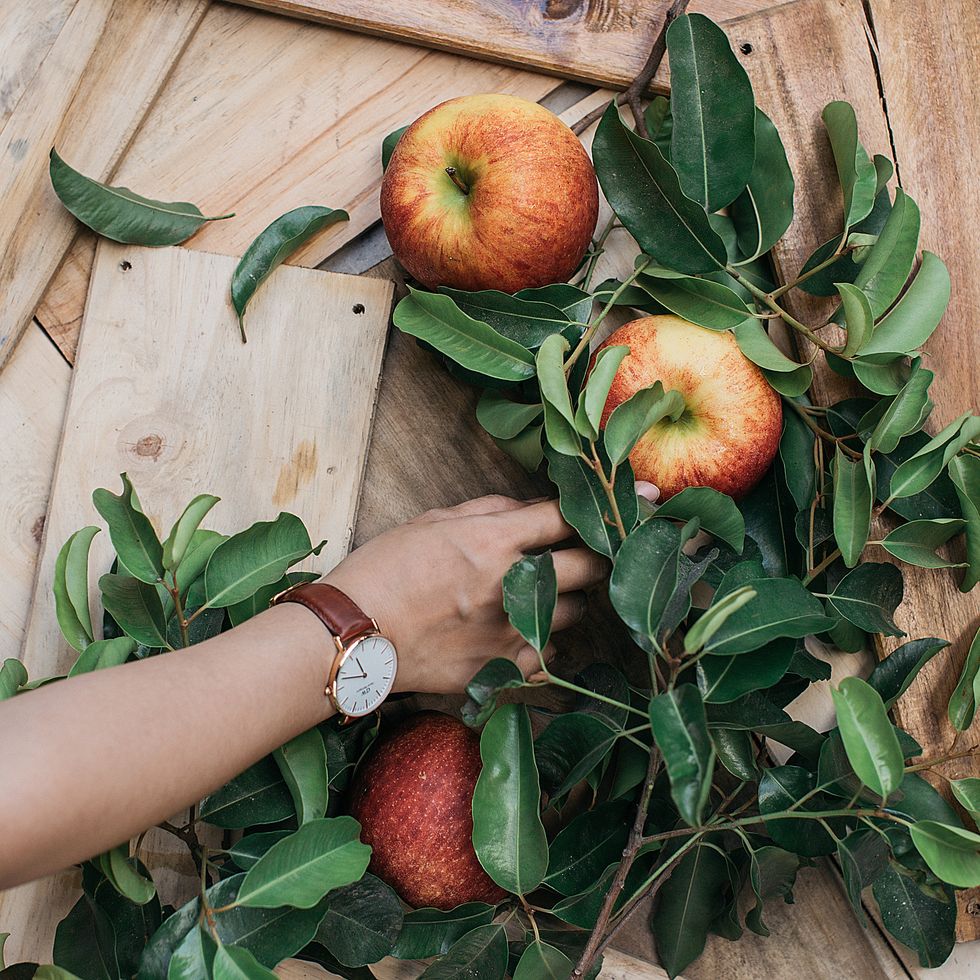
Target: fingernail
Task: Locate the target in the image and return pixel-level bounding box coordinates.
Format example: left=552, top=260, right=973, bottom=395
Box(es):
left=634, top=481, right=661, bottom=503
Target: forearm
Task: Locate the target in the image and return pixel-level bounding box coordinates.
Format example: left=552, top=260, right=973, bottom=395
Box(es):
left=0, top=603, right=333, bottom=889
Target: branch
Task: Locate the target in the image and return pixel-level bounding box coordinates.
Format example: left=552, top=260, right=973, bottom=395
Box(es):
left=571, top=0, right=691, bottom=137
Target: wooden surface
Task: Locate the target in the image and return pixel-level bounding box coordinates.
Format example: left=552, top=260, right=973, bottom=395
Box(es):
left=33, top=1, right=561, bottom=362
left=0, top=0, right=208, bottom=372
left=732, top=0, right=980, bottom=940
left=0, top=243, right=393, bottom=966
left=224, top=0, right=786, bottom=89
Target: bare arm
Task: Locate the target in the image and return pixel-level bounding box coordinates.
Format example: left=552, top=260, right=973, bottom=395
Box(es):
left=0, top=496, right=607, bottom=888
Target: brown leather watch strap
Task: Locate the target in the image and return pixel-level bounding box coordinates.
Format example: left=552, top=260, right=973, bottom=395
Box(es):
left=271, top=582, right=375, bottom=645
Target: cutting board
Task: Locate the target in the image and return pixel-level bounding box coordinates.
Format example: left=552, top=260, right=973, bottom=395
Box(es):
left=0, top=0, right=208, bottom=371
left=224, top=0, right=789, bottom=89
left=34, top=1, right=561, bottom=363
left=0, top=242, right=393, bottom=965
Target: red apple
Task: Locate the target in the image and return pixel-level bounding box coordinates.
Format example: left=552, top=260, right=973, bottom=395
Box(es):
left=380, top=94, right=598, bottom=293
left=348, top=711, right=505, bottom=909
left=595, top=315, right=782, bottom=500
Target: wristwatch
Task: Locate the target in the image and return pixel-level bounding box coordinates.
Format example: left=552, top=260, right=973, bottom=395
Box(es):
left=270, top=581, right=398, bottom=718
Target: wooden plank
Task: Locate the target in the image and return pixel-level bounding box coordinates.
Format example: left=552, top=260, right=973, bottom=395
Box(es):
left=0, top=242, right=393, bottom=965
left=34, top=2, right=561, bottom=363
left=0, top=0, right=209, bottom=372
left=732, top=0, right=980, bottom=942
left=223, top=0, right=789, bottom=89
left=866, top=0, right=980, bottom=945
left=0, top=326, right=71, bottom=662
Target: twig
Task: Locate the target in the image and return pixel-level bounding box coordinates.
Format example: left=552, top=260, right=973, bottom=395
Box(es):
left=571, top=0, right=691, bottom=137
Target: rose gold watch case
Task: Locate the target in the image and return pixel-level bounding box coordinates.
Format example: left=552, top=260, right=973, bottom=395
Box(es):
left=325, top=627, right=398, bottom=718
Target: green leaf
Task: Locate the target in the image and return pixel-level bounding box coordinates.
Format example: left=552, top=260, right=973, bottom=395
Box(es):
left=698, top=635, right=794, bottom=703
left=475, top=392, right=542, bottom=441
left=831, top=676, right=904, bottom=799
left=516, top=284, right=593, bottom=325
left=228, top=832, right=291, bottom=871
left=758, top=766, right=836, bottom=856
left=502, top=552, right=557, bottom=654
left=651, top=842, right=730, bottom=978
left=576, top=345, right=629, bottom=440
left=174, top=529, right=226, bottom=593
left=167, top=926, right=217, bottom=980
left=313, top=874, right=403, bottom=967
left=888, top=413, right=980, bottom=500
left=832, top=446, right=874, bottom=567
left=609, top=517, right=688, bottom=641
left=492, top=423, right=545, bottom=474
left=160, top=496, right=220, bottom=574
left=199, top=756, right=293, bottom=829
left=604, top=381, right=685, bottom=466
left=745, top=845, right=799, bottom=936
left=273, top=727, right=329, bottom=824
left=666, top=13, right=755, bottom=211
left=949, top=453, right=980, bottom=591
left=461, top=658, right=528, bottom=728
left=836, top=282, right=875, bottom=357
left=733, top=320, right=811, bottom=376
left=543, top=801, right=630, bottom=896
left=852, top=188, right=920, bottom=316
left=685, top=586, right=758, bottom=656
left=592, top=102, right=727, bottom=274
left=837, top=828, right=890, bottom=923
left=712, top=727, right=758, bottom=781
left=909, top=821, right=980, bottom=887
left=536, top=334, right=581, bottom=454
left=704, top=577, right=836, bottom=655
left=50, top=148, right=232, bottom=246
left=472, top=704, right=548, bottom=895
left=417, top=924, right=507, bottom=980
left=852, top=357, right=912, bottom=395
left=636, top=273, right=751, bottom=330
left=866, top=637, right=949, bottom=707
left=950, top=778, right=980, bottom=830
left=879, top=518, right=966, bottom=568
left=779, top=411, right=816, bottom=511
left=534, top=712, right=618, bottom=800
left=872, top=863, right=955, bottom=968
left=212, top=945, right=278, bottom=980
left=35, top=968, right=83, bottom=980
left=98, top=845, right=156, bottom=905
left=237, top=816, right=370, bottom=909
left=440, top=288, right=570, bottom=347
left=99, top=574, right=168, bottom=649
left=656, top=487, right=744, bottom=552
left=53, top=526, right=100, bottom=651
left=136, top=874, right=329, bottom=979
left=231, top=207, right=348, bottom=339
left=513, top=941, right=573, bottom=980
left=545, top=445, right=638, bottom=558
left=825, top=561, right=904, bottom=636
left=948, top=624, right=980, bottom=731
left=381, top=125, right=408, bottom=170
left=93, top=474, right=164, bottom=584
left=822, top=102, right=877, bottom=229
left=390, top=904, right=496, bottom=960
left=730, top=109, right=794, bottom=260
left=204, top=513, right=316, bottom=608
left=649, top=685, right=715, bottom=826
left=393, top=288, right=535, bottom=382
left=868, top=367, right=934, bottom=455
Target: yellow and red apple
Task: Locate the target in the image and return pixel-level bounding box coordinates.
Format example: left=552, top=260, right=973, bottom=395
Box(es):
left=380, top=94, right=598, bottom=293
left=349, top=711, right=505, bottom=910
left=594, top=315, right=782, bottom=500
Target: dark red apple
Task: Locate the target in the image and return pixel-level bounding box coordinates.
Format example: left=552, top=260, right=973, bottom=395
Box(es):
left=595, top=315, right=782, bottom=500
left=380, top=93, right=599, bottom=293
left=348, top=711, right=505, bottom=909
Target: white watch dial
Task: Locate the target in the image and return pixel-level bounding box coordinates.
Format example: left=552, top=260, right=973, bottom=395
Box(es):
left=334, top=634, right=397, bottom=717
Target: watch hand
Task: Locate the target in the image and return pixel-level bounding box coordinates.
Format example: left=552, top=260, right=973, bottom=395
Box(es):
left=355, top=657, right=366, bottom=674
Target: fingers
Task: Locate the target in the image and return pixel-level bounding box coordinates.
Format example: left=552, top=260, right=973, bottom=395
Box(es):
left=553, top=548, right=609, bottom=593
left=552, top=592, right=587, bottom=632
left=501, top=499, right=572, bottom=549
left=516, top=641, right=556, bottom=679
left=413, top=494, right=526, bottom=523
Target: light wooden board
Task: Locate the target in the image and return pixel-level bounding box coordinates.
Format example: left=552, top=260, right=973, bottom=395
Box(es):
left=0, top=0, right=208, bottom=372
left=34, top=2, right=561, bottom=362
left=223, top=0, right=787, bottom=89
left=0, top=242, right=393, bottom=965
left=732, top=0, right=980, bottom=941
left=0, top=327, right=71, bottom=662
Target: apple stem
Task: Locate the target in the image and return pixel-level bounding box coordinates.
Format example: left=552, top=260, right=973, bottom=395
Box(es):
left=444, top=166, right=469, bottom=195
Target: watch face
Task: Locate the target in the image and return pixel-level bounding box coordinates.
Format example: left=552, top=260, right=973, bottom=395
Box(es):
left=334, top=634, right=397, bottom=717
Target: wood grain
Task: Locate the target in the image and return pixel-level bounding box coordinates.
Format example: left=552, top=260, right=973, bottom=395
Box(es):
left=0, top=243, right=393, bottom=965
left=223, top=0, right=788, bottom=89
left=0, top=0, right=209, bottom=372
left=33, top=1, right=561, bottom=362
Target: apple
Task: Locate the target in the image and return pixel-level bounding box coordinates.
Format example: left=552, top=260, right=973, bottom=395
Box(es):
left=380, top=93, right=599, bottom=293
left=348, top=711, right=505, bottom=909
left=594, top=315, right=782, bottom=500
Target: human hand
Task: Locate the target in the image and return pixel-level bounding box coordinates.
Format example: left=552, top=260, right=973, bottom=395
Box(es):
left=324, top=495, right=608, bottom=694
